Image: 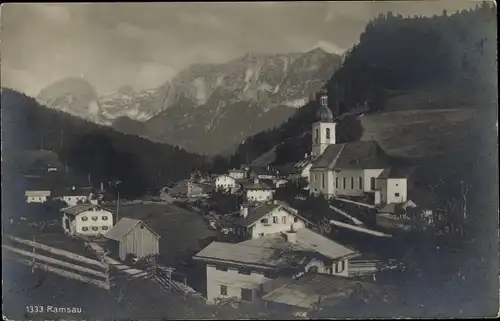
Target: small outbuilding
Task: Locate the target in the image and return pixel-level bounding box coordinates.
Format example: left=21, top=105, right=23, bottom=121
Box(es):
left=104, top=217, right=160, bottom=261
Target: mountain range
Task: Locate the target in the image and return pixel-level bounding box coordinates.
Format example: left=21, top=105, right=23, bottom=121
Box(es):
left=35, top=48, right=341, bottom=155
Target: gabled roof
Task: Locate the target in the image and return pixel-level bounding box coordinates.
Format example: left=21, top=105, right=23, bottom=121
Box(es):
left=229, top=168, right=247, bottom=173
left=193, top=228, right=357, bottom=268
left=216, top=174, right=236, bottom=180
left=262, top=274, right=380, bottom=309
left=25, top=190, right=51, bottom=196
left=311, top=141, right=389, bottom=171
left=54, top=186, right=93, bottom=197
left=289, top=156, right=315, bottom=175
left=222, top=201, right=313, bottom=227
left=104, top=217, right=160, bottom=241
left=378, top=167, right=416, bottom=179
left=61, top=203, right=110, bottom=216
left=250, top=167, right=278, bottom=177
left=242, top=180, right=274, bottom=190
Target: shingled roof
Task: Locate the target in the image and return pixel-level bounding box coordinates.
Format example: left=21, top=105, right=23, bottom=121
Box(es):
left=105, top=217, right=160, bottom=241
left=61, top=203, right=110, bottom=216
left=193, top=228, right=357, bottom=268
left=222, top=201, right=313, bottom=227
left=311, top=141, right=389, bottom=171
left=378, top=167, right=416, bottom=179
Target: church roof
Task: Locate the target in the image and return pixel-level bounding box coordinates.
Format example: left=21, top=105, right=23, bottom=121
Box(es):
left=310, top=141, right=389, bottom=171
left=378, top=167, right=416, bottom=179
left=316, top=105, right=334, bottom=122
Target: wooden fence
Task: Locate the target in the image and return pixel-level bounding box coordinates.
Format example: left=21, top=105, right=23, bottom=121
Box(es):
left=3, top=235, right=110, bottom=290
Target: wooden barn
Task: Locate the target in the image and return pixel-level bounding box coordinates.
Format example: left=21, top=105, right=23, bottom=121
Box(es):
left=104, top=217, right=160, bottom=261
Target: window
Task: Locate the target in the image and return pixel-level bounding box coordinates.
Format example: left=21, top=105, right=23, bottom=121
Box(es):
left=326, top=267, right=333, bottom=274
left=315, top=128, right=319, bottom=144
left=351, top=177, right=354, bottom=189
left=322, top=173, right=325, bottom=189
left=320, top=96, right=328, bottom=107
left=359, top=177, right=363, bottom=190
left=241, top=288, right=253, bottom=302
left=81, top=216, right=88, bottom=221
left=281, top=216, right=286, bottom=224
left=261, top=218, right=268, bottom=224
left=272, top=216, right=278, bottom=224
left=370, top=177, right=376, bottom=190
left=92, top=216, right=98, bottom=221
left=294, top=217, right=298, bottom=223
left=259, top=233, right=264, bottom=237
left=216, top=266, right=228, bottom=272
left=395, top=193, right=400, bottom=197
left=220, top=285, right=228, bottom=296
left=326, top=128, right=331, bottom=139
left=91, top=226, right=98, bottom=231
left=343, top=177, right=346, bottom=189
left=102, top=216, right=108, bottom=220
left=238, top=268, right=252, bottom=275
left=335, top=177, right=339, bottom=188
left=82, top=227, right=89, bottom=231
left=102, top=226, right=109, bottom=231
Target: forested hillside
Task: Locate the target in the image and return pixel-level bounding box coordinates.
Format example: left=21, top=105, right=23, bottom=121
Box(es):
left=227, top=2, right=496, bottom=168
left=1, top=88, right=211, bottom=197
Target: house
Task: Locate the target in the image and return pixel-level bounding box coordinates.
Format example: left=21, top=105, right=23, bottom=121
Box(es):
left=104, top=217, right=160, bottom=261
left=242, top=178, right=275, bottom=203
left=228, top=168, right=248, bottom=180
left=61, top=203, right=114, bottom=237
left=376, top=200, right=433, bottom=231
left=274, top=179, right=289, bottom=189
left=193, top=226, right=358, bottom=304
left=376, top=167, right=415, bottom=205
left=288, top=154, right=315, bottom=183
left=221, top=200, right=314, bottom=239
left=169, top=179, right=207, bottom=198
left=25, top=189, right=51, bottom=204
left=309, top=141, right=389, bottom=199
left=53, top=186, right=94, bottom=206
left=215, top=175, right=239, bottom=193
left=249, top=166, right=279, bottom=180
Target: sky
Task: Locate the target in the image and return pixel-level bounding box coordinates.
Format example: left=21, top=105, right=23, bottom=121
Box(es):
left=1, top=1, right=481, bottom=96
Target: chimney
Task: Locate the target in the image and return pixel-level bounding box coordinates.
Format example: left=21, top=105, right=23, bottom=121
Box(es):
left=71, top=185, right=76, bottom=191
left=284, top=228, right=297, bottom=244
left=240, top=204, right=249, bottom=218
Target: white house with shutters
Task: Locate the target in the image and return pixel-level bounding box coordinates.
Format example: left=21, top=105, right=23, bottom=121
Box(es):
left=61, top=203, right=114, bottom=237
left=25, top=189, right=52, bottom=204
left=242, top=178, right=275, bottom=203
left=54, top=186, right=94, bottom=206
left=215, top=175, right=239, bottom=193
left=228, top=168, right=248, bottom=180
left=221, top=200, right=314, bottom=239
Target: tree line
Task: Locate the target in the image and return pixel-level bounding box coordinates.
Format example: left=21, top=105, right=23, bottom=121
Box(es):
left=1, top=88, right=213, bottom=198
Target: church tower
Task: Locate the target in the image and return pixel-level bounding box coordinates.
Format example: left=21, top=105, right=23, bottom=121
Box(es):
left=311, top=92, right=336, bottom=158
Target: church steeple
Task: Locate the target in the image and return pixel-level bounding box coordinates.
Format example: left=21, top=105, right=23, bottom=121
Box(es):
left=311, top=89, right=336, bottom=157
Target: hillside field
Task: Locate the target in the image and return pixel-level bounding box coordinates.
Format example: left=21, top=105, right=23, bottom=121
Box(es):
left=251, top=107, right=480, bottom=166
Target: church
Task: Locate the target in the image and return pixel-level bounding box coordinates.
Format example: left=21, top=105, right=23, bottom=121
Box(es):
left=304, top=92, right=409, bottom=206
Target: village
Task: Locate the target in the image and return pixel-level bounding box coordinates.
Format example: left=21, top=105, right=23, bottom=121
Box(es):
left=3, top=91, right=469, bottom=319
